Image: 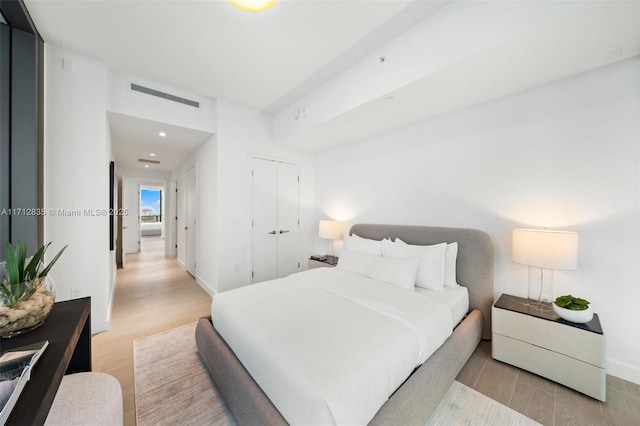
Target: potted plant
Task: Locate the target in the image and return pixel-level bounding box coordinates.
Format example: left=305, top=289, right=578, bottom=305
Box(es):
left=553, top=294, right=593, bottom=323
left=0, top=242, right=67, bottom=337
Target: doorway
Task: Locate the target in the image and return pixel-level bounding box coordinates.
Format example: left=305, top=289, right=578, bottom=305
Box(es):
left=139, top=185, right=164, bottom=252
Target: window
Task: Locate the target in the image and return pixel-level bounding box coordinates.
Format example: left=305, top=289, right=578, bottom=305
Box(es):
left=140, top=189, right=162, bottom=223
left=0, top=0, right=43, bottom=254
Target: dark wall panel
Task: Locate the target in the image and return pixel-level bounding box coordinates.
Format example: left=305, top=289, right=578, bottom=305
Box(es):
left=0, top=23, right=9, bottom=250
left=10, top=27, right=36, bottom=253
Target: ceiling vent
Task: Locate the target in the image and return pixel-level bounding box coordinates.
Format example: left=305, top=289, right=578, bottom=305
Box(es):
left=130, top=83, right=200, bottom=108
left=138, top=158, right=161, bottom=164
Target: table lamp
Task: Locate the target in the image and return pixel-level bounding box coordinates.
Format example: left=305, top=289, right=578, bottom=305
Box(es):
left=512, top=228, right=579, bottom=309
left=318, top=220, right=342, bottom=259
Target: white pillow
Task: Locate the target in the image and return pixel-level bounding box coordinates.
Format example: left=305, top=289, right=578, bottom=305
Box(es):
left=337, top=249, right=420, bottom=291
left=385, top=239, right=446, bottom=290
left=336, top=248, right=370, bottom=276
left=343, top=234, right=385, bottom=256
left=444, top=242, right=458, bottom=287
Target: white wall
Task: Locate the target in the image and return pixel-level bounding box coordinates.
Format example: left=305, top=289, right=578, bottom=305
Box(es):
left=215, top=99, right=316, bottom=293
left=108, top=70, right=217, bottom=134
left=314, top=58, right=640, bottom=384
left=273, top=1, right=582, bottom=144
left=172, top=100, right=316, bottom=294
left=43, top=44, right=112, bottom=332
left=172, top=134, right=218, bottom=295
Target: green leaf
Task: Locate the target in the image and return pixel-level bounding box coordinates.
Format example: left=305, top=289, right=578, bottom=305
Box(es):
left=2, top=241, right=66, bottom=308
left=574, top=297, right=590, bottom=306
left=16, top=242, right=26, bottom=283
left=554, top=295, right=572, bottom=308
left=25, top=243, right=48, bottom=281
left=554, top=294, right=590, bottom=311
left=38, top=244, right=68, bottom=278
left=6, top=243, right=19, bottom=289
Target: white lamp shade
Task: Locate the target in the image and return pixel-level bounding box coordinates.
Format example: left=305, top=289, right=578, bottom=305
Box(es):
left=512, top=228, right=579, bottom=270
left=318, top=220, right=342, bottom=240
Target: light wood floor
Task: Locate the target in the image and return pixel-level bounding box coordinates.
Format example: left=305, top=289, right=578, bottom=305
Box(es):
left=457, top=340, right=640, bottom=425
left=92, top=236, right=212, bottom=426
left=93, top=239, right=639, bottom=425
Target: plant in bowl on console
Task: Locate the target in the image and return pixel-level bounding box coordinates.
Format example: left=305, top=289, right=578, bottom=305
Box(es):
left=0, top=242, right=67, bottom=337
left=553, top=294, right=593, bottom=323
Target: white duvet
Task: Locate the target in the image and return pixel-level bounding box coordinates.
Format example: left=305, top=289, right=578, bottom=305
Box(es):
left=211, top=267, right=453, bottom=425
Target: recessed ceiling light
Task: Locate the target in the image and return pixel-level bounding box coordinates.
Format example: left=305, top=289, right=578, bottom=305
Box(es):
left=144, top=165, right=150, bottom=168
left=149, top=153, right=156, bottom=157
left=228, top=0, right=276, bottom=13
left=384, top=96, right=395, bottom=102
left=158, top=132, right=166, bottom=137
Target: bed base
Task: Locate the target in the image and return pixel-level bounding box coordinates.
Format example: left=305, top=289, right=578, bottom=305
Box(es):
left=196, top=309, right=483, bottom=425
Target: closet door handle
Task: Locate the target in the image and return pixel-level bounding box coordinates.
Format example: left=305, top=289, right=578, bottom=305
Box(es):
left=268, top=230, right=276, bottom=235
left=279, top=230, right=289, bottom=234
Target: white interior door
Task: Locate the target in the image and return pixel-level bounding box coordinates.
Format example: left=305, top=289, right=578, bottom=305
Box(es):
left=252, top=159, right=278, bottom=283
left=185, top=166, right=197, bottom=276
left=122, top=179, right=140, bottom=254
left=277, top=162, right=300, bottom=278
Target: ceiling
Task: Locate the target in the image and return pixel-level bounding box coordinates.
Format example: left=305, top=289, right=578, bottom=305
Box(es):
left=279, top=0, right=640, bottom=152
left=24, top=0, right=640, bottom=162
left=25, top=0, right=449, bottom=170
left=24, top=0, right=433, bottom=112
left=108, top=112, right=213, bottom=173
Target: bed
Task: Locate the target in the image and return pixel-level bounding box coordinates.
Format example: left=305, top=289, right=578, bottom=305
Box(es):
left=196, top=223, right=493, bottom=425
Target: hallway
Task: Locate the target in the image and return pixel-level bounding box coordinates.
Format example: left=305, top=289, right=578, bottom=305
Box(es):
left=93, top=236, right=212, bottom=425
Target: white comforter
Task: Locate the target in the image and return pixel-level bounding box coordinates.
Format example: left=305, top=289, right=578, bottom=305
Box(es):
left=211, top=268, right=453, bottom=425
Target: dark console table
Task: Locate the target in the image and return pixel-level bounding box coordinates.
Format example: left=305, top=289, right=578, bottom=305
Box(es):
left=1, top=297, right=92, bottom=425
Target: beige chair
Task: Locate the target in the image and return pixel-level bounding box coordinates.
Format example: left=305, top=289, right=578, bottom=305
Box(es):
left=45, top=372, right=123, bottom=426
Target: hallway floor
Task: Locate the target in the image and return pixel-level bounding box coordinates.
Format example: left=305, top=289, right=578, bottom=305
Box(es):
left=92, top=236, right=212, bottom=425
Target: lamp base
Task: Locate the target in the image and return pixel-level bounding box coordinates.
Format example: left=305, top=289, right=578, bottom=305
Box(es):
left=527, top=266, right=554, bottom=309
left=527, top=299, right=553, bottom=311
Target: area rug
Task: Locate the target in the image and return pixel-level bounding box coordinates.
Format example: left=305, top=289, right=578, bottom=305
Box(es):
left=134, top=323, right=540, bottom=426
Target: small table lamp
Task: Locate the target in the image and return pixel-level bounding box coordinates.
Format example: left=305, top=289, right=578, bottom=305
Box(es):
left=512, top=228, right=579, bottom=308
left=318, top=220, right=343, bottom=259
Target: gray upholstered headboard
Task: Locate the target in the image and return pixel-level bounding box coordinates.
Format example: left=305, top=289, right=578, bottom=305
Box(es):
left=350, top=224, right=494, bottom=340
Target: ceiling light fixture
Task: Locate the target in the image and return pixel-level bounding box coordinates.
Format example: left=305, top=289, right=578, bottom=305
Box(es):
left=228, top=0, right=277, bottom=13
left=158, top=132, right=166, bottom=137
left=144, top=165, right=150, bottom=168
left=149, top=153, right=156, bottom=157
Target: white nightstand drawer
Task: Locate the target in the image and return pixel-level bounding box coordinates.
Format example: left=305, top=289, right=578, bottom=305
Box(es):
left=493, top=333, right=606, bottom=401
left=493, top=306, right=605, bottom=367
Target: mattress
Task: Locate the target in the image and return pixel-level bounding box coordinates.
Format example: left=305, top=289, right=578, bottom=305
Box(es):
left=415, top=285, right=469, bottom=326
left=211, top=267, right=453, bottom=425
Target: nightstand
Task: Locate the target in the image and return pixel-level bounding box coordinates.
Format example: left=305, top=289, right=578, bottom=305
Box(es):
left=308, top=256, right=338, bottom=269
left=492, top=294, right=606, bottom=401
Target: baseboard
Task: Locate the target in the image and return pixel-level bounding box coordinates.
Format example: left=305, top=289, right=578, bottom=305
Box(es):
left=607, top=358, right=640, bottom=385
left=196, top=275, right=216, bottom=297
left=106, top=266, right=116, bottom=323
left=177, top=259, right=186, bottom=270
left=92, top=318, right=110, bottom=334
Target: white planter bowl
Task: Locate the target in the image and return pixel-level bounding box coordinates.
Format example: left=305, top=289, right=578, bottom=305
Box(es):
left=553, top=303, right=593, bottom=323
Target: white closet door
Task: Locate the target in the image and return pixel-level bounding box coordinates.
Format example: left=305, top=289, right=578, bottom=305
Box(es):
left=252, top=159, right=278, bottom=283
left=276, top=162, right=299, bottom=278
